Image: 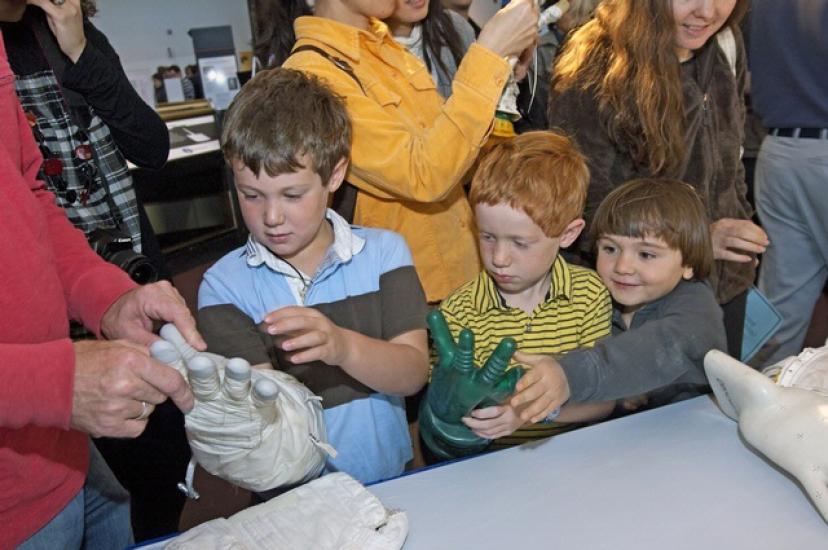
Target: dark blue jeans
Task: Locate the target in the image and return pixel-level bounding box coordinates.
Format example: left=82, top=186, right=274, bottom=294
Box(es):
left=17, top=441, right=133, bottom=550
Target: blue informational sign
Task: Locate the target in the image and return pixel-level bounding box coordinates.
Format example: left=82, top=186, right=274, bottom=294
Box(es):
left=741, top=286, right=783, bottom=362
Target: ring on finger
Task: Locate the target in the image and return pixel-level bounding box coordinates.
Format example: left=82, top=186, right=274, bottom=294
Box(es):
left=130, top=401, right=153, bottom=421
left=51, top=0, right=67, bottom=5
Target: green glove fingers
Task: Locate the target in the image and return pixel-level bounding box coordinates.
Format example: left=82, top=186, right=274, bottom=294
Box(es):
left=420, top=312, right=524, bottom=460
left=480, top=365, right=524, bottom=408
left=478, top=337, right=516, bottom=385
left=427, top=309, right=456, bottom=370
left=454, top=329, right=475, bottom=374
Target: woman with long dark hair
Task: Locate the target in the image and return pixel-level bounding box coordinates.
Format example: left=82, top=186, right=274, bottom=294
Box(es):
left=253, top=0, right=311, bottom=68
left=547, top=0, right=765, bottom=357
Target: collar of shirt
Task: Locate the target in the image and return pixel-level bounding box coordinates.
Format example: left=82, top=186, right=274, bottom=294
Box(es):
left=245, top=208, right=366, bottom=291
left=293, top=16, right=399, bottom=64
left=611, top=279, right=692, bottom=333
left=472, top=254, right=574, bottom=313
left=393, top=24, right=424, bottom=60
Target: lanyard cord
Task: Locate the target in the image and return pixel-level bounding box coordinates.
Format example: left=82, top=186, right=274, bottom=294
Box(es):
left=273, top=253, right=310, bottom=300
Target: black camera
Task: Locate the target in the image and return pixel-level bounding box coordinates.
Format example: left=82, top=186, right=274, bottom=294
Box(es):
left=87, top=228, right=159, bottom=285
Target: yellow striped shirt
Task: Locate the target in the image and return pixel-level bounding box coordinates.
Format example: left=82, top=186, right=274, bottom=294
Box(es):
left=439, top=254, right=611, bottom=445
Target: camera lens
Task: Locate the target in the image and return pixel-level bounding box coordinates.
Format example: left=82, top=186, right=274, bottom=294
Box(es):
left=86, top=227, right=160, bottom=285
left=108, top=249, right=159, bottom=285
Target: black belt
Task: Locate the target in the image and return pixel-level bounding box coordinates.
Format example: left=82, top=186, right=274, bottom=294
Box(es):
left=769, top=127, right=828, bottom=139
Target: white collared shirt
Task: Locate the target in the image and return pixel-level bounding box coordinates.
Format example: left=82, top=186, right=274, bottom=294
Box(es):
left=244, top=209, right=366, bottom=304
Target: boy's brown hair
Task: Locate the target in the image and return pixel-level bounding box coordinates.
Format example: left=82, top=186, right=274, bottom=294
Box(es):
left=469, top=131, right=589, bottom=237
left=221, top=68, right=351, bottom=184
left=590, top=178, right=713, bottom=280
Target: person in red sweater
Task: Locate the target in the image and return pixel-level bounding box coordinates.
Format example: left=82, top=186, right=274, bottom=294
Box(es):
left=0, top=7, right=205, bottom=548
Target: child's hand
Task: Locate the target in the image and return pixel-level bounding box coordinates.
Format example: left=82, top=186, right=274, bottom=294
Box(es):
left=263, top=306, right=350, bottom=365
left=461, top=404, right=524, bottom=440
left=509, top=351, right=570, bottom=424
left=620, top=393, right=649, bottom=411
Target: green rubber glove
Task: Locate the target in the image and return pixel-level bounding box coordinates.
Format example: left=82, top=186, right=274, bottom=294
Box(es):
left=419, top=310, right=523, bottom=460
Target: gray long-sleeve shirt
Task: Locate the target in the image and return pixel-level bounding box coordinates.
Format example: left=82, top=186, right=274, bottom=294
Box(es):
left=559, top=279, right=727, bottom=404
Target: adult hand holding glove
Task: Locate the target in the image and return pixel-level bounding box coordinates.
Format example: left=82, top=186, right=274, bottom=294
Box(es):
left=151, top=324, right=334, bottom=494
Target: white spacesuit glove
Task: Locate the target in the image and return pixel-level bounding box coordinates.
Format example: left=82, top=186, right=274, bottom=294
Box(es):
left=165, top=472, right=408, bottom=550
left=761, top=339, right=828, bottom=396
left=151, top=324, right=335, bottom=494
left=704, top=350, right=828, bottom=523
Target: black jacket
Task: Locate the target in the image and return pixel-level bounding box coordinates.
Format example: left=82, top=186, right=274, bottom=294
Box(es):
left=1, top=7, right=169, bottom=169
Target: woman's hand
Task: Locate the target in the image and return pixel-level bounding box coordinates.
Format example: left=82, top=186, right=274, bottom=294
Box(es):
left=710, top=218, right=768, bottom=264
left=477, top=0, right=539, bottom=60
left=28, top=0, right=87, bottom=62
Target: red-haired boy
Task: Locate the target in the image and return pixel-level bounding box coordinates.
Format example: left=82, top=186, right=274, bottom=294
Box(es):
left=435, top=131, right=613, bottom=452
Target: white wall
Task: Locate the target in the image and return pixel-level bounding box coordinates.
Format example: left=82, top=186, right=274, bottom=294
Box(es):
left=92, top=0, right=251, bottom=104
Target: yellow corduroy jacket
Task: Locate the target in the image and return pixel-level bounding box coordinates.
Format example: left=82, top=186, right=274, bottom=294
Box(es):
left=284, top=17, right=510, bottom=302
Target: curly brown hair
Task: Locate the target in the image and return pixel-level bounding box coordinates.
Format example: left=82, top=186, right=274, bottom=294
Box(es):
left=552, top=0, right=747, bottom=177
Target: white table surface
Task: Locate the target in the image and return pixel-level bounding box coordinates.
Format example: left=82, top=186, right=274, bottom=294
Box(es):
left=371, top=396, right=828, bottom=549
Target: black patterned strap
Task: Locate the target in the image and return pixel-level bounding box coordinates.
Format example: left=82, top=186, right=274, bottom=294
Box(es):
left=290, top=44, right=363, bottom=223
left=291, top=45, right=366, bottom=95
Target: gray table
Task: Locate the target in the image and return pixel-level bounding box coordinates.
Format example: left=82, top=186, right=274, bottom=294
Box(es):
left=371, top=396, right=828, bottom=549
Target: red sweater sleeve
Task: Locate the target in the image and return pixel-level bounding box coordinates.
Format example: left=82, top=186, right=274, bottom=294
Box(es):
left=0, top=45, right=135, bottom=429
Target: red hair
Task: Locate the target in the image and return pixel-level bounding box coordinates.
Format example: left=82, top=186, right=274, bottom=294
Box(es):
left=470, top=131, right=589, bottom=237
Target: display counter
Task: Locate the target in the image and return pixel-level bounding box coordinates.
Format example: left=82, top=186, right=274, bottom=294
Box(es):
left=371, top=396, right=828, bottom=549
left=140, top=396, right=828, bottom=549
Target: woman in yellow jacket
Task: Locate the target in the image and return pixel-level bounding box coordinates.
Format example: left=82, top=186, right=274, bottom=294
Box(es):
left=258, top=0, right=538, bottom=302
